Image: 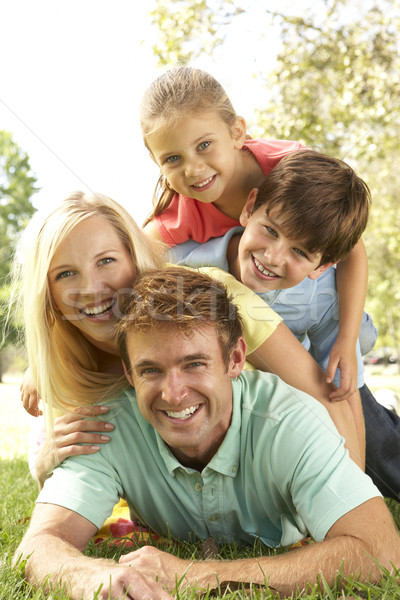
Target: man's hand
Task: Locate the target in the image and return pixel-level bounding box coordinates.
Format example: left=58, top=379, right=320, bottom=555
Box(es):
left=119, top=546, right=193, bottom=591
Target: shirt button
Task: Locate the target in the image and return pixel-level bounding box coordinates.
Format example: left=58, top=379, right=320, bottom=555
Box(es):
left=209, top=515, right=218, bottom=522
left=194, top=483, right=202, bottom=492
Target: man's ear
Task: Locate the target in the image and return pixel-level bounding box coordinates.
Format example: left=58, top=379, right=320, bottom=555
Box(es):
left=231, top=116, right=247, bottom=149
left=308, top=262, right=335, bottom=280
left=227, top=337, right=247, bottom=378
left=239, top=188, right=258, bottom=226
left=122, top=361, right=134, bottom=387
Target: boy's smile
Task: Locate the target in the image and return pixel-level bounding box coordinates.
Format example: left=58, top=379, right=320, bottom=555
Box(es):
left=229, top=192, right=331, bottom=293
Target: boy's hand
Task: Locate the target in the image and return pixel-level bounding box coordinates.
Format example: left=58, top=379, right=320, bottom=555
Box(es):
left=20, top=368, right=42, bottom=417
left=326, top=340, right=358, bottom=401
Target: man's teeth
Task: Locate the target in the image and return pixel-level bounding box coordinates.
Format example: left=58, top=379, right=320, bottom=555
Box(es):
left=254, top=257, right=278, bottom=277
left=165, top=405, right=199, bottom=420
left=83, top=301, right=113, bottom=316
left=193, top=176, right=213, bottom=188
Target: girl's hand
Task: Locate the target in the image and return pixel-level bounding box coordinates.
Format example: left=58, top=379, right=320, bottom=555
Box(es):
left=326, top=340, right=358, bottom=401
left=35, top=406, right=114, bottom=489
left=20, top=369, right=42, bottom=417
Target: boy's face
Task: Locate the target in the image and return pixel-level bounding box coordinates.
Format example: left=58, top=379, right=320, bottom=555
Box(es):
left=235, top=191, right=333, bottom=293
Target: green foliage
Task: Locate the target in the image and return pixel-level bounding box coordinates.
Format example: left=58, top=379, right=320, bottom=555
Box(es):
left=150, top=0, right=400, bottom=351
left=0, top=131, right=37, bottom=363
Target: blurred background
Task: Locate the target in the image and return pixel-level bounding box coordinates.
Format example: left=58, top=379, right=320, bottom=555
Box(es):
left=1, top=0, right=399, bottom=397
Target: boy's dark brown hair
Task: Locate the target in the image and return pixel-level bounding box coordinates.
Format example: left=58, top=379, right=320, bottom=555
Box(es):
left=116, top=267, right=243, bottom=371
left=252, top=150, right=371, bottom=265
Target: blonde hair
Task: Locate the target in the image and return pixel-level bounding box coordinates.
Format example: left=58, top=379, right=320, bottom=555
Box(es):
left=140, top=67, right=238, bottom=225
left=14, top=191, right=165, bottom=417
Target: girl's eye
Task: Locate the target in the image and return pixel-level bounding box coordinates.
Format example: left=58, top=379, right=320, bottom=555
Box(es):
left=55, top=270, right=74, bottom=281
left=165, top=155, right=180, bottom=164
left=198, top=141, right=210, bottom=151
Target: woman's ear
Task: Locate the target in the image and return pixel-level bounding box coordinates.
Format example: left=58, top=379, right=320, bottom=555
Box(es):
left=231, top=116, right=247, bottom=149
left=239, top=188, right=258, bottom=226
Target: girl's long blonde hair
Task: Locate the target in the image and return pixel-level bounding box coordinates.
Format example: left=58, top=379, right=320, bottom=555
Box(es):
left=140, top=67, right=238, bottom=226
left=14, top=191, right=165, bottom=419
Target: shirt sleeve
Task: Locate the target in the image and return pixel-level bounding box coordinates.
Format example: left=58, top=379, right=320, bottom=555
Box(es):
left=198, top=267, right=282, bottom=354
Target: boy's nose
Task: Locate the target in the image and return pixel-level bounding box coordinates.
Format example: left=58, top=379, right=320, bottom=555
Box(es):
left=264, top=244, right=285, bottom=267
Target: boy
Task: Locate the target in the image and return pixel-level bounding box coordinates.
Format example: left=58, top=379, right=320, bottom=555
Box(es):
left=171, top=149, right=399, bottom=501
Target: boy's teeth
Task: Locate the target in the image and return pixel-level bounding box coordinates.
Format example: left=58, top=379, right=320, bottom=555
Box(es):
left=83, top=301, right=113, bottom=316
left=254, top=257, right=278, bottom=277
left=193, top=176, right=213, bottom=188
left=165, top=405, right=199, bottom=420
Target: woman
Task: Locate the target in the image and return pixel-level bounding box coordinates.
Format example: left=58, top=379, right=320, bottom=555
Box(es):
left=16, top=191, right=362, bottom=489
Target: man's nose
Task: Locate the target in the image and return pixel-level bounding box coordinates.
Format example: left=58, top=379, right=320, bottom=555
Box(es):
left=161, top=372, right=189, bottom=405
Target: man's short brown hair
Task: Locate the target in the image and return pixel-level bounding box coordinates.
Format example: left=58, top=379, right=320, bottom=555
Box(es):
left=117, top=267, right=243, bottom=370
left=253, top=150, right=371, bottom=264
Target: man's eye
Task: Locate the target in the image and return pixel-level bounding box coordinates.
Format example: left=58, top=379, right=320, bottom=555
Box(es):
left=198, top=141, right=210, bottom=151
left=165, top=155, right=180, bottom=164
left=187, top=362, right=204, bottom=368
left=141, top=368, right=159, bottom=375
left=55, top=270, right=74, bottom=281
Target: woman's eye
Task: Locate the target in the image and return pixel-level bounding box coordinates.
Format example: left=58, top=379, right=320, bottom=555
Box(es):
left=198, top=141, right=211, bottom=151
left=55, top=270, right=74, bottom=281
left=99, top=257, right=115, bottom=266
left=165, top=155, right=180, bottom=164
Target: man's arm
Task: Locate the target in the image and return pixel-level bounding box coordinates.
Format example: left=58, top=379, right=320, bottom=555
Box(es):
left=14, top=503, right=172, bottom=600
left=120, top=497, right=400, bottom=596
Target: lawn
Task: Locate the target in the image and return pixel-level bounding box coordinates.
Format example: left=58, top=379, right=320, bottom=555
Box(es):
left=1, top=376, right=400, bottom=600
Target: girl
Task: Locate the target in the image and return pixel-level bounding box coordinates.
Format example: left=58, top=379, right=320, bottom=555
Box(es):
left=17, top=192, right=362, bottom=489
left=140, top=66, right=369, bottom=401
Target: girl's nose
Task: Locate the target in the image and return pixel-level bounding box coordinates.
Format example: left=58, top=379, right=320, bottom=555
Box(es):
left=184, top=157, right=204, bottom=178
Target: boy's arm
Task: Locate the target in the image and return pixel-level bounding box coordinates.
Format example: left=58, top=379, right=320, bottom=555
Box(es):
left=327, top=239, right=368, bottom=396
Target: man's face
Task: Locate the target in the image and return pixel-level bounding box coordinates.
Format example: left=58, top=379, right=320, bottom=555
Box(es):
left=125, top=323, right=245, bottom=468
left=233, top=192, right=331, bottom=293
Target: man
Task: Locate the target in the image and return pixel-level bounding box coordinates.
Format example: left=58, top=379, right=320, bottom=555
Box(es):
left=14, top=267, right=400, bottom=599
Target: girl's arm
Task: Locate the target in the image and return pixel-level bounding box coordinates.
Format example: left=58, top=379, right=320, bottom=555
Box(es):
left=326, top=239, right=368, bottom=398
left=248, top=321, right=365, bottom=469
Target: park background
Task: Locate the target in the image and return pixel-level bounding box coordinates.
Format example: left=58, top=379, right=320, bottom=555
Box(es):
left=1, top=1, right=400, bottom=598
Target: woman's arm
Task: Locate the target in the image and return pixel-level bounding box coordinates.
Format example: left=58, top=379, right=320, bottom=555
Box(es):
left=247, top=322, right=365, bottom=469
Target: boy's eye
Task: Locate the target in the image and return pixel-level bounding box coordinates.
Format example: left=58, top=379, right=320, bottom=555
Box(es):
left=265, top=226, right=278, bottom=237
left=293, top=248, right=308, bottom=259
left=197, top=141, right=211, bottom=151
left=165, top=155, right=180, bottom=164
left=55, top=270, right=74, bottom=281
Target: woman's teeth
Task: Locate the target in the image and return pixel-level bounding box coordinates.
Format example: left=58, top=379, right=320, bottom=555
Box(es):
left=83, top=300, right=113, bottom=316
left=165, top=405, right=199, bottom=420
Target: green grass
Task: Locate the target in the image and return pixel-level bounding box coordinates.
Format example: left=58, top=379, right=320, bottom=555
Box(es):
left=2, top=379, right=400, bottom=600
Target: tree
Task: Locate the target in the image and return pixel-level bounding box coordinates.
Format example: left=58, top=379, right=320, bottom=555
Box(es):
left=0, top=130, right=38, bottom=381
left=149, top=0, right=400, bottom=357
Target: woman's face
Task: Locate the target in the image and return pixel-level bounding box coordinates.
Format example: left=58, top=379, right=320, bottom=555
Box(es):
left=48, top=215, right=137, bottom=353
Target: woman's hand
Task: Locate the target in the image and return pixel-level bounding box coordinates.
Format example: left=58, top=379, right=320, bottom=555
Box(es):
left=20, top=368, right=42, bottom=417
left=35, top=406, right=114, bottom=489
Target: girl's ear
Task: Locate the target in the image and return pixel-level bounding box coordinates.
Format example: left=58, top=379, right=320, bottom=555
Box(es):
left=231, top=116, right=247, bottom=149
left=239, top=188, right=258, bottom=226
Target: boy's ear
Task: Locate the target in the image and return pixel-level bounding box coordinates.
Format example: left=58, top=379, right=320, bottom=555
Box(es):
left=308, top=262, right=335, bottom=280
left=231, top=116, right=247, bottom=149
left=239, top=188, right=258, bottom=226
left=122, top=360, right=134, bottom=386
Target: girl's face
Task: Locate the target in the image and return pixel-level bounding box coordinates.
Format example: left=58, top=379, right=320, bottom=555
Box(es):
left=48, top=215, right=137, bottom=354
left=147, top=110, right=245, bottom=206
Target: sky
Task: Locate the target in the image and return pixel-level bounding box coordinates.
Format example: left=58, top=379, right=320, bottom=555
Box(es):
left=0, top=0, right=287, bottom=226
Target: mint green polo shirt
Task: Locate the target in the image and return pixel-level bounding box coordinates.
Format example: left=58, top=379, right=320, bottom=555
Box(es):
left=38, top=371, right=380, bottom=547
